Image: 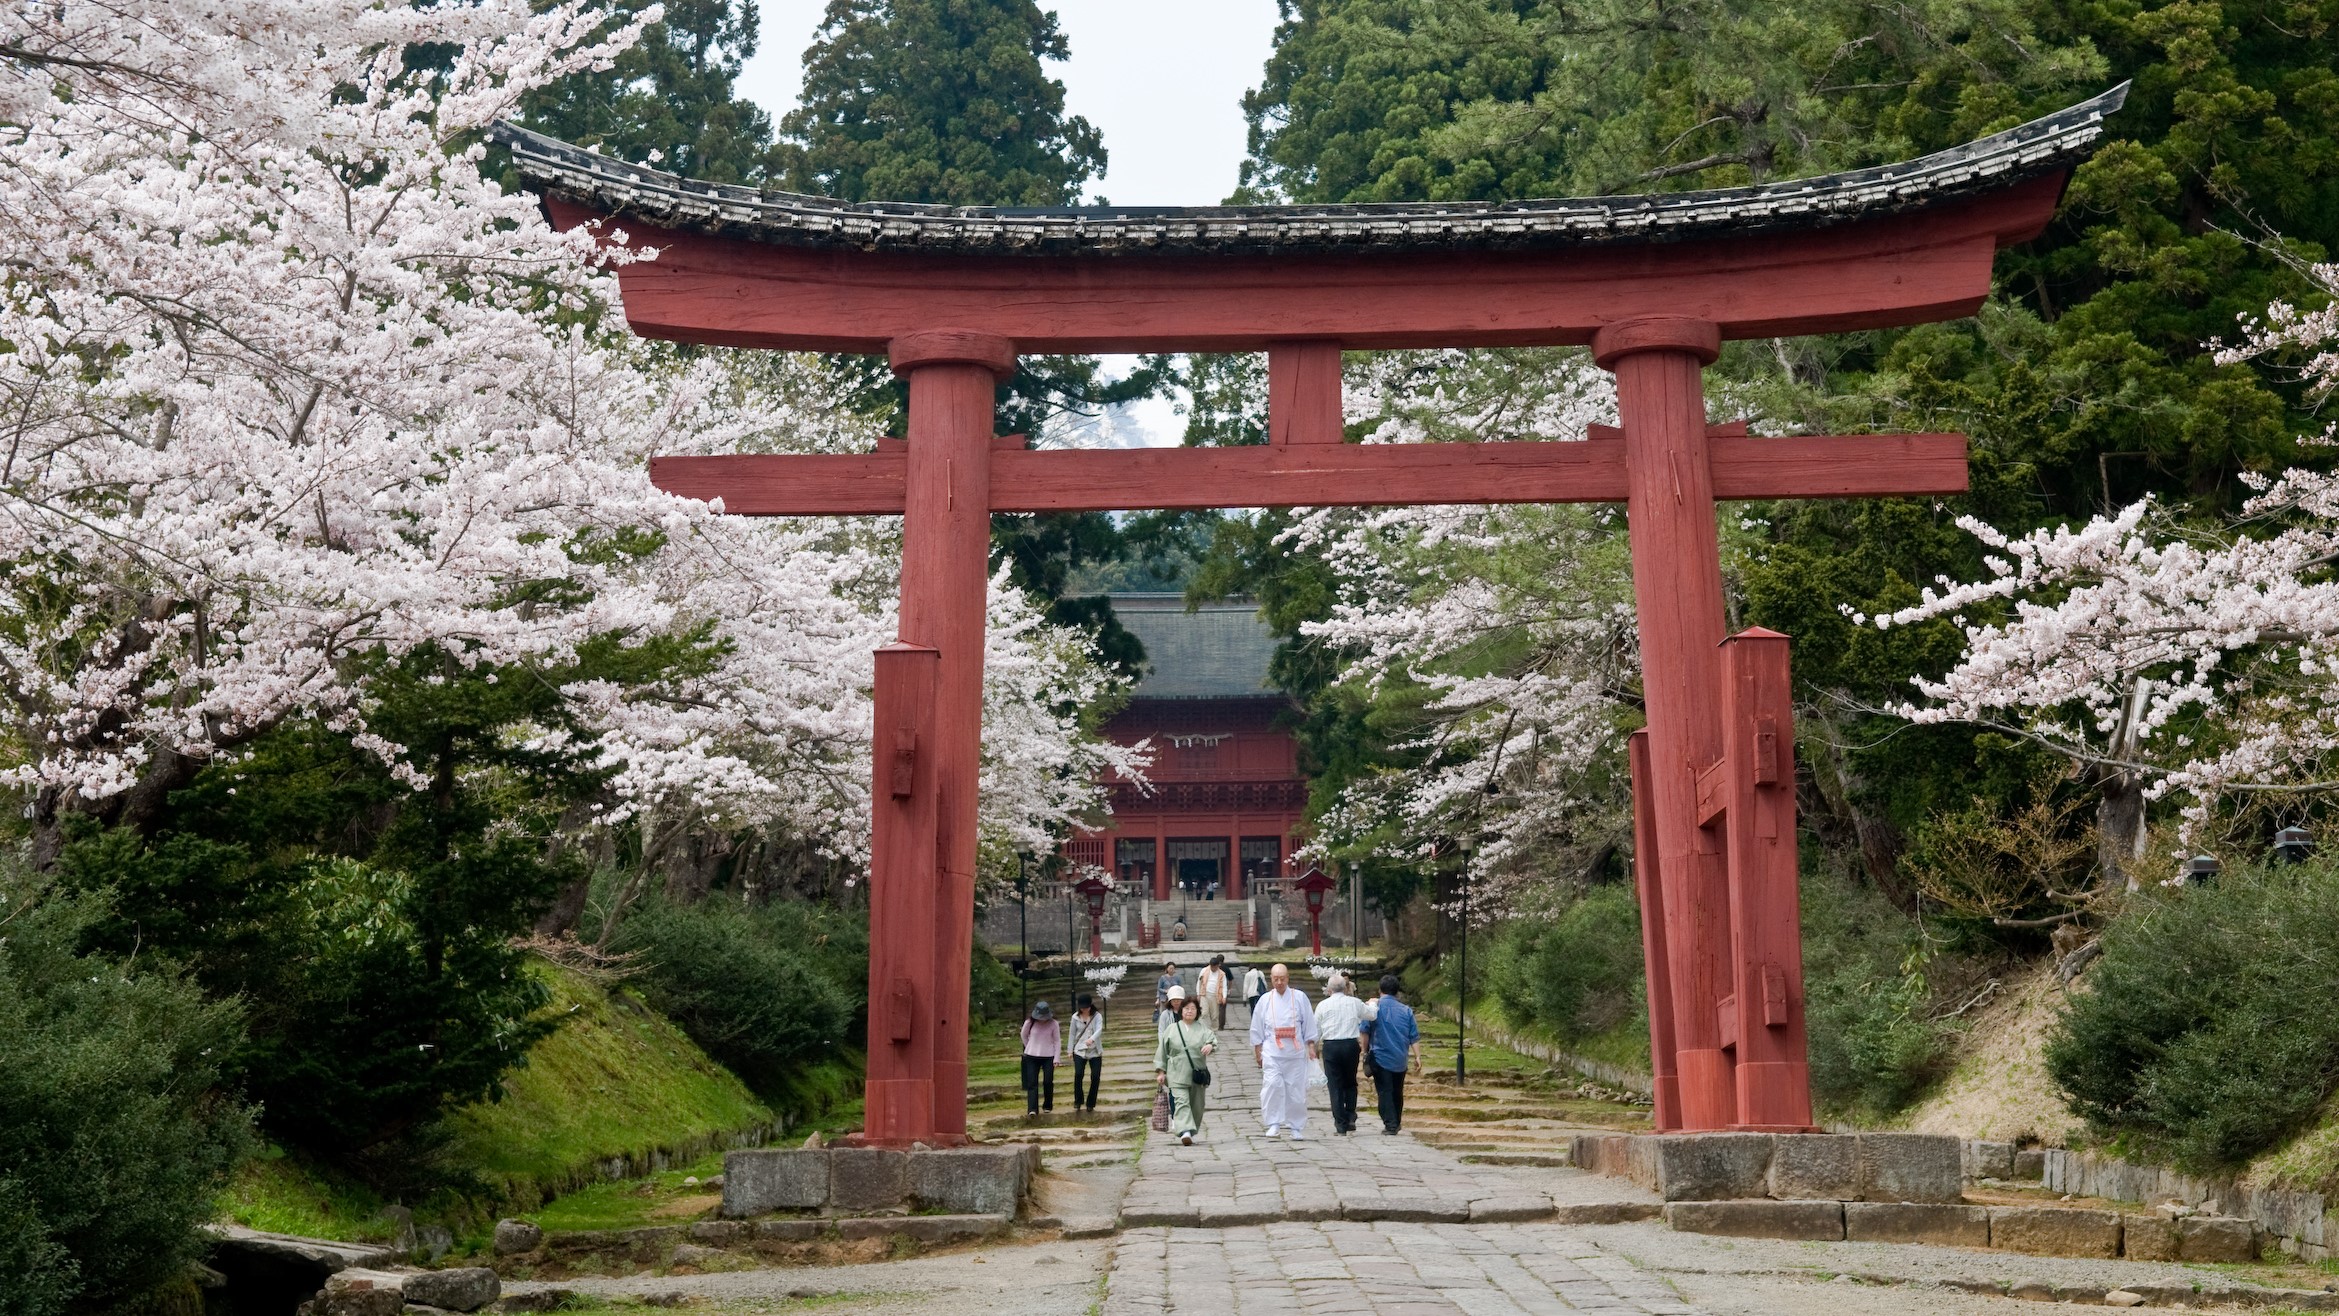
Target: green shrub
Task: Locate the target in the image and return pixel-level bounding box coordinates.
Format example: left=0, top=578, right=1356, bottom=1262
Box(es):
left=0, top=876, right=255, bottom=1316
left=2048, top=862, right=2339, bottom=1169
left=1801, top=867, right=1952, bottom=1119
left=1482, top=885, right=1646, bottom=1045
left=609, top=895, right=861, bottom=1096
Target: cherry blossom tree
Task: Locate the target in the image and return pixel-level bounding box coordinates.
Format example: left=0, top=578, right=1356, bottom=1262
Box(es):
left=1291, top=349, right=1639, bottom=917
left=0, top=0, right=1130, bottom=875
left=1872, top=262, right=2339, bottom=883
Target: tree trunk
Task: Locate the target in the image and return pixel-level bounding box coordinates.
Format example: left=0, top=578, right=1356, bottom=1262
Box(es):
left=2095, top=767, right=2147, bottom=892
left=1800, top=703, right=1913, bottom=909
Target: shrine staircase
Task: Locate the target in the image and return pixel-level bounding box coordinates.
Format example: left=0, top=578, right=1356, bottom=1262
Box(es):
left=1158, top=899, right=1246, bottom=947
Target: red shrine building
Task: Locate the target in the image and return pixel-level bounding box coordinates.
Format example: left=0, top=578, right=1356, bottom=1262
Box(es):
left=1062, top=596, right=1306, bottom=901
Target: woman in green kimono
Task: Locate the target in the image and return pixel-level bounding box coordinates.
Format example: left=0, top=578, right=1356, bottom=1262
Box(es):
left=1153, top=995, right=1217, bottom=1145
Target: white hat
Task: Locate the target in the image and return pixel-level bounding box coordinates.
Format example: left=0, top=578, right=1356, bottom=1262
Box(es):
left=1166, top=985, right=1187, bottom=1000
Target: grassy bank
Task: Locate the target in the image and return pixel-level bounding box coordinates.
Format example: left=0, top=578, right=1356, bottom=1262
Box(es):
left=222, top=961, right=809, bottom=1242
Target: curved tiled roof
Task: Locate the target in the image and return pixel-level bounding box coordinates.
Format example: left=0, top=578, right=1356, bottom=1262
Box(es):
left=1110, top=596, right=1281, bottom=701
left=494, top=85, right=2125, bottom=258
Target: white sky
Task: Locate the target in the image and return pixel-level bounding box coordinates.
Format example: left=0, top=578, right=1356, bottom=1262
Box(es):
left=735, top=2, right=1287, bottom=446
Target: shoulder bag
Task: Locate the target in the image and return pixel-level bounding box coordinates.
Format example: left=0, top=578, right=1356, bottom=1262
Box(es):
left=1177, top=1022, right=1211, bottom=1087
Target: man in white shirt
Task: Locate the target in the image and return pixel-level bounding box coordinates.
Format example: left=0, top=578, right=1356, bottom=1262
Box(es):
left=1314, top=972, right=1367, bottom=1135
left=1197, top=956, right=1230, bottom=1030
left=1247, top=963, right=1321, bottom=1139
left=1242, top=964, right=1267, bottom=1018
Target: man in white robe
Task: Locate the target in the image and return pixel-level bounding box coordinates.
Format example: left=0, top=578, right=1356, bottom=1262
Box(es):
left=1248, top=963, right=1321, bottom=1139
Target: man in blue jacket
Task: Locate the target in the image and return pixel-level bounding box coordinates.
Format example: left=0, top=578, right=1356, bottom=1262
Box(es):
left=1359, top=974, right=1423, bottom=1135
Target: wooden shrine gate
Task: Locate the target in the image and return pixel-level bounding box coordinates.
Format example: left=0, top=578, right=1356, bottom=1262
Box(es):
left=500, top=84, right=2126, bottom=1142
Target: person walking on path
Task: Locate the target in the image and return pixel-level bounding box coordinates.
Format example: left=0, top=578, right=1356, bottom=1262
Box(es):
left=1197, top=956, right=1230, bottom=1030
left=1153, top=996, right=1217, bottom=1145
left=1158, top=984, right=1187, bottom=1037
left=1154, top=961, right=1181, bottom=1027
left=1241, top=963, right=1267, bottom=1017
left=1315, top=972, right=1367, bottom=1135
left=1360, top=975, right=1422, bottom=1134
left=1248, top=963, right=1321, bottom=1139
left=1067, top=993, right=1105, bottom=1113
left=1020, top=1000, right=1063, bottom=1115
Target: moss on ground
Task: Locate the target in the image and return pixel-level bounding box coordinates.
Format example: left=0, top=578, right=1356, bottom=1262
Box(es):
left=437, top=963, right=775, bottom=1198
left=222, top=961, right=784, bottom=1241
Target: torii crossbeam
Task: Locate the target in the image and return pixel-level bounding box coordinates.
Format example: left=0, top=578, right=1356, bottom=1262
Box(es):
left=499, top=83, right=2126, bottom=1143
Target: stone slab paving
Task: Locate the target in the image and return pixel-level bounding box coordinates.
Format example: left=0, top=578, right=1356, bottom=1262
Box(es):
left=1106, top=1222, right=1700, bottom=1316
left=1119, top=998, right=1566, bottom=1228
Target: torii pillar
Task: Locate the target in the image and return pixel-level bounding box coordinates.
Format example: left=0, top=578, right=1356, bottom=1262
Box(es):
left=862, top=331, right=1014, bottom=1146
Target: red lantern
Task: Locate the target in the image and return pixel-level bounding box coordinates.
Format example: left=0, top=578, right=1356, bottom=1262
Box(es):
left=1075, top=874, right=1112, bottom=959
left=1295, top=866, right=1338, bottom=957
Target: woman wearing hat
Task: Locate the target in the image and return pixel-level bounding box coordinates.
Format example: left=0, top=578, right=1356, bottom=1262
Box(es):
left=1020, top=999, right=1063, bottom=1115
left=1158, top=983, right=1187, bottom=1036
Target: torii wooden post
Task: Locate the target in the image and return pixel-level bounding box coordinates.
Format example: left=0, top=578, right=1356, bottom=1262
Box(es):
left=497, top=83, right=2127, bottom=1143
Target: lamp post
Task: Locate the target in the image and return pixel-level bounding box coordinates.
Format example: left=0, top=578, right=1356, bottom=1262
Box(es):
left=1347, top=859, right=1361, bottom=953
left=1453, top=835, right=1472, bottom=1088
left=1014, top=851, right=1033, bottom=1018
left=1076, top=874, right=1111, bottom=959
left=2276, top=826, right=2315, bottom=865
left=1297, top=866, right=1337, bottom=957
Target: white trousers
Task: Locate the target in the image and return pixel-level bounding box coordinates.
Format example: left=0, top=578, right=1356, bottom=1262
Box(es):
left=1259, top=1051, right=1311, bottom=1135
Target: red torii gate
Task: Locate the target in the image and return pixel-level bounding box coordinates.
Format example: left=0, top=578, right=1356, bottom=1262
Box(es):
left=499, top=84, right=2123, bottom=1143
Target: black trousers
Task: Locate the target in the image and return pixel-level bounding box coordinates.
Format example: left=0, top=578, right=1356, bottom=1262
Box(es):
left=1072, top=1054, right=1102, bottom=1109
left=1372, top=1065, right=1407, bottom=1131
left=1021, top=1055, right=1055, bottom=1113
left=1323, top=1038, right=1361, bottom=1132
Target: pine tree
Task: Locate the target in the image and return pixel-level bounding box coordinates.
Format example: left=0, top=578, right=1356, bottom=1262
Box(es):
left=522, top=0, right=782, bottom=183
left=779, top=0, right=1105, bottom=205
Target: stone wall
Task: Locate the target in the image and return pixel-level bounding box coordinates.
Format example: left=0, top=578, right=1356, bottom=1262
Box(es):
left=1569, top=1131, right=1962, bottom=1203
left=2041, top=1148, right=2333, bottom=1261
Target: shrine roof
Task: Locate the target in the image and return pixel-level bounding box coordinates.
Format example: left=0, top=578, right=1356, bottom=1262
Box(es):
left=495, top=85, right=2124, bottom=258
left=1109, top=595, right=1281, bottom=701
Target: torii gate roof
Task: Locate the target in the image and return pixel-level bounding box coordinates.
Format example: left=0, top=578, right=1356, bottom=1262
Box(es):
left=496, top=84, right=2124, bottom=260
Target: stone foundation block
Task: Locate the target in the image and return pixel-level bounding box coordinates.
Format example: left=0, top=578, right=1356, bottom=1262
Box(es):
left=906, top=1146, right=1028, bottom=1215
left=1965, top=1140, right=2016, bottom=1180
left=1666, top=1200, right=1844, bottom=1241
left=1551, top=1202, right=1662, bottom=1225
left=2011, top=1149, right=2046, bottom=1180
left=1769, top=1135, right=1858, bottom=1200
left=1989, top=1206, right=2121, bottom=1258
left=1843, top=1202, right=1990, bottom=1247
left=400, top=1269, right=498, bottom=1313
left=2119, top=1214, right=2178, bottom=1261
left=2178, top=1215, right=2260, bottom=1262
left=1343, top=1199, right=1471, bottom=1223
left=1654, top=1133, right=1775, bottom=1201
left=1117, top=1205, right=1199, bottom=1228
left=1467, top=1195, right=1555, bottom=1223
left=750, top=1220, right=822, bottom=1243
left=685, top=1221, right=745, bottom=1247
left=829, top=1148, right=909, bottom=1214
left=1856, top=1133, right=1962, bottom=1203
left=836, top=1213, right=1007, bottom=1243
left=722, top=1149, right=829, bottom=1217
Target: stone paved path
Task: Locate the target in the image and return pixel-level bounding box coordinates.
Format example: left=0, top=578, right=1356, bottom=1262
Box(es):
left=1120, top=1000, right=1560, bottom=1228
left=1106, top=1222, right=1698, bottom=1316
left=1108, top=1001, right=1700, bottom=1313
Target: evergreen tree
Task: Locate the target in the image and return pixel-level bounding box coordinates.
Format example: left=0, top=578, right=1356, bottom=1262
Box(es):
left=522, top=0, right=782, bottom=182
left=1231, top=0, right=2339, bottom=904
left=782, top=0, right=1171, bottom=673
left=778, top=0, right=1105, bottom=204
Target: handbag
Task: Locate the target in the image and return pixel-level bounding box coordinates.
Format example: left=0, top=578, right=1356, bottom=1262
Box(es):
left=1176, top=1022, right=1211, bottom=1088
left=1150, top=1085, right=1172, bottom=1131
